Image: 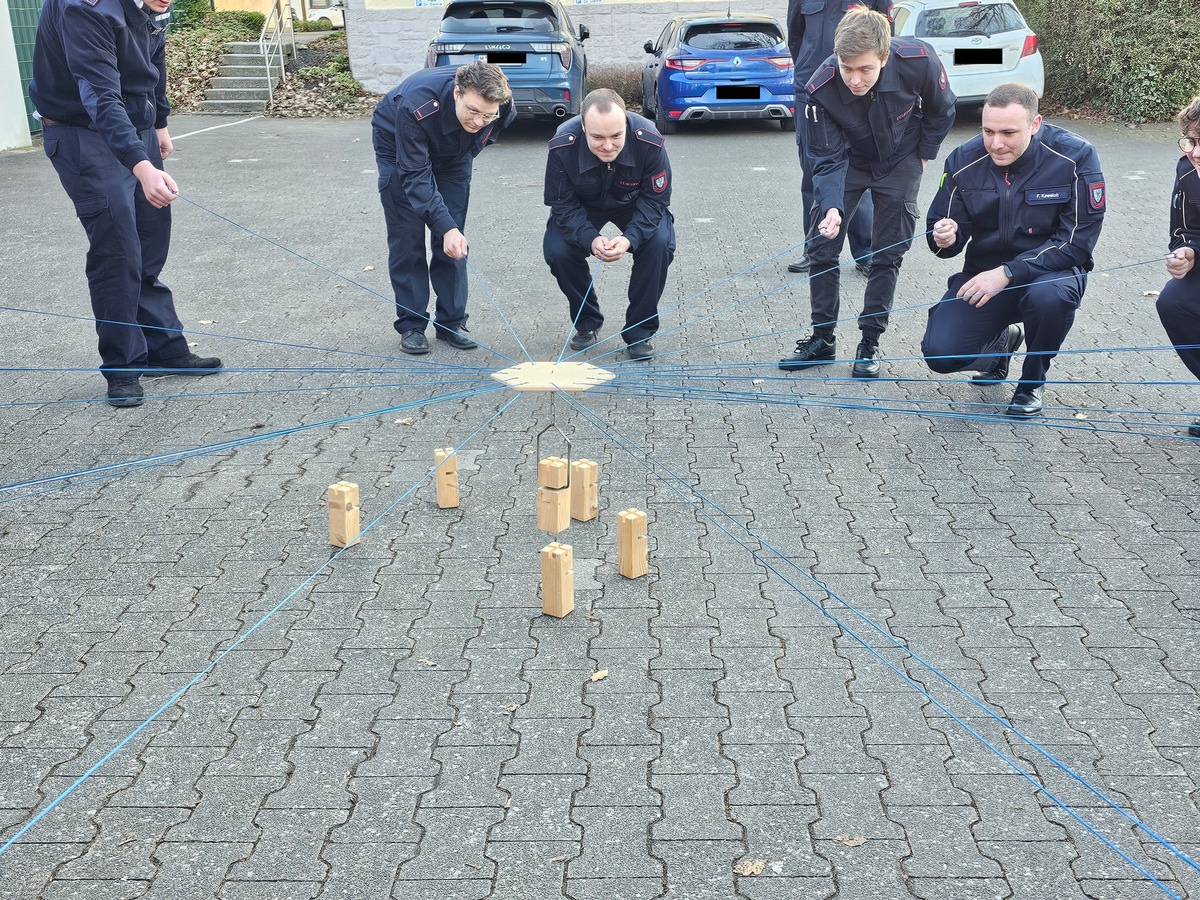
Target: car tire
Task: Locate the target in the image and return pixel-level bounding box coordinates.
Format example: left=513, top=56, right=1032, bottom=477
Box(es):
left=316, top=16, right=332, bottom=27
left=779, top=116, right=793, bottom=131
left=654, top=99, right=677, bottom=135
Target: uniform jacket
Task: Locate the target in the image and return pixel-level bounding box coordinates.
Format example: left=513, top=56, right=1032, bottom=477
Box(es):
left=927, top=122, right=1106, bottom=284
left=787, top=0, right=890, bottom=92
left=29, top=0, right=171, bottom=172
left=806, top=37, right=955, bottom=215
left=544, top=111, right=672, bottom=252
left=372, top=66, right=516, bottom=236
left=1170, top=157, right=1200, bottom=256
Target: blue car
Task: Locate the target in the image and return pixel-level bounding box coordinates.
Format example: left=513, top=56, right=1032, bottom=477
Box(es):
left=426, top=0, right=589, bottom=121
left=641, top=14, right=795, bottom=134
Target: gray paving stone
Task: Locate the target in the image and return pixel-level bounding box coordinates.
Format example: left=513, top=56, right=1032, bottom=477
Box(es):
left=567, top=806, right=663, bottom=880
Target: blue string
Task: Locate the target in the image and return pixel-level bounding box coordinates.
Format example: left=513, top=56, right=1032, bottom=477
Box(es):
left=559, top=390, right=1195, bottom=896
left=465, top=257, right=532, bottom=364
left=0, top=392, right=523, bottom=860
left=555, top=259, right=604, bottom=363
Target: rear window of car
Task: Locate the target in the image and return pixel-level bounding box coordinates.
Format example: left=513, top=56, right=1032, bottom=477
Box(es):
left=682, top=23, right=783, bottom=51
left=441, top=3, right=557, bottom=34
left=914, top=3, right=1023, bottom=37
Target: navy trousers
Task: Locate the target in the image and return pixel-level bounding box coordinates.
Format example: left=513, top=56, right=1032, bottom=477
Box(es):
left=922, top=268, right=1086, bottom=388
left=1157, top=270, right=1200, bottom=381
left=43, top=122, right=187, bottom=382
left=377, top=160, right=471, bottom=335
left=797, top=137, right=873, bottom=262
left=543, top=209, right=675, bottom=345
left=807, top=153, right=922, bottom=340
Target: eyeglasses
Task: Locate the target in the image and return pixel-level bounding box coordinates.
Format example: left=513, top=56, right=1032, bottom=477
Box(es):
left=1180, top=136, right=1199, bottom=153
left=464, top=106, right=500, bottom=124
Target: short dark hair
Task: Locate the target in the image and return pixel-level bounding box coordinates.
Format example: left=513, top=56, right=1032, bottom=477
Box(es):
left=834, top=6, right=890, bottom=61
left=984, top=83, right=1039, bottom=121
left=581, top=88, right=625, bottom=124
left=1179, top=95, right=1200, bottom=136
left=455, top=61, right=510, bottom=103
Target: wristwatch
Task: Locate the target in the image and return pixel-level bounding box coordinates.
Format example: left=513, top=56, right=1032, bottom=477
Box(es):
left=1001, top=264, right=1013, bottom=280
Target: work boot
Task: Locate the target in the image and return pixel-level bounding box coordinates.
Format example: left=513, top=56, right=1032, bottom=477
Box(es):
left=851, top=337, right=880, bottom=378
left=779, top=334, right=835, bottom=371
left=106, top=378, right=144, bottom=408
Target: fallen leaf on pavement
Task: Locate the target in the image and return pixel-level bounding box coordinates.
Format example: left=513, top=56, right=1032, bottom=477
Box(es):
left=733, top=859, right=765, bottom=876
left=833, top=834, right=866, bottom=847
left=1142, top=290, right=1159, bottom=297
left=590, top=670, right=609, bottom=682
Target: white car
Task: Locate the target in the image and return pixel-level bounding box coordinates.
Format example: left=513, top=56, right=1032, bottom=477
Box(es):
left=302, top=0, right=345, bottom=29
left=890, top=0, right=1044, bottom=103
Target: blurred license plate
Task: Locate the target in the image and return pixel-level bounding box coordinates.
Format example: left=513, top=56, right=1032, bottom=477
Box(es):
left=485, top=52, right=526, bottom=64
left=716, top=85, right=759, bottom=99
left=954, top=48, right=1002, bottom=65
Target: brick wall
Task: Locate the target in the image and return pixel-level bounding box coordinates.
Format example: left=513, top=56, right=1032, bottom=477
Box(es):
left=346, top=0, right=789, bottom=94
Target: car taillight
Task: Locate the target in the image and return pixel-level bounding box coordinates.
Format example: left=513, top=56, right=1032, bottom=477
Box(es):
left=532, top=42, right=572, bottom=68
left=664, top=57, right=707, bottom=71
left=766, top=56, right=793, bottom=69
left=1021, top=34, right=1038, bottom=57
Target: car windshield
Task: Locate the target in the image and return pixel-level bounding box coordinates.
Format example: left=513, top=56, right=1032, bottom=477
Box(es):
left=915, top=4, right=1023, bottom=37
left=682, top=23, right=783, bottom=51
left=441, top=3, right=557, bottom=34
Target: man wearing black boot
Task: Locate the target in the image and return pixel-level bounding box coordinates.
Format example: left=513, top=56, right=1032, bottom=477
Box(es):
left=921, top=83, right=1106, bottom=417
left=779, top=7, right=954, bottom=379
left=30, top=0, right=221, bottom=407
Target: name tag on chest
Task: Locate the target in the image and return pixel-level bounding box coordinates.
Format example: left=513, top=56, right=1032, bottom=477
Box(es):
left=1026, top=188, right=1069, bottom=204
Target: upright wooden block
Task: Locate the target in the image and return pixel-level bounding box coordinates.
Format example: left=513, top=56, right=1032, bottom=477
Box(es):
left=570, top=459, right=599, bottom=522
left=541, top=542, right=574, bottom=617
left=328, top=481, right=360, bottom=548
left=538, top=485, right=571, bottom=533
left=537, top=456, right=569, bottom=489
left=434, top=447, right=459, bottom=509
left=617, top=508, right=648, bottom=578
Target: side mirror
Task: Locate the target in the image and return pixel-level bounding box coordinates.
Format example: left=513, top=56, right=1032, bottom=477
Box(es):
left=643, top=40, right=654, bottom=54
left=579, top=24, right=589, bottom=41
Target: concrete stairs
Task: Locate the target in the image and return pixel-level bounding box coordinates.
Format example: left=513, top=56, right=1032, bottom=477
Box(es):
left=199, top=41, right=283, bottom=114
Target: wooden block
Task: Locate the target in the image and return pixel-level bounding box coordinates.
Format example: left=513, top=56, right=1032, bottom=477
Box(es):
left=537, top=456, right=569, bottom=489
left=541, top=541, right=574, bottom=617
left=617, top=508, right=648, bottom=578
left=570, top=459, right=599, bottom=522
left=537, top=485, right=571, bottom=533
left=434, top=447, right=459, bottom=509
left=328, top=480, right=360, bottom=548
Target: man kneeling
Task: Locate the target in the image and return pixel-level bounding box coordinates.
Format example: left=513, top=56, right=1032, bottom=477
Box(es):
left=921, top=83, right=1106, bottom=417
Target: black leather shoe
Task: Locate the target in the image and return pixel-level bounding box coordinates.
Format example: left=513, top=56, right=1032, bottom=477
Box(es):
left=1005, top=386, right=1043, bottom=417
left=787, top=255, right=811, bottom=273
left=851, top=338, right=880, bottom=378
left=779, top=334, right=835, bottom=370
left=107, top=378, right=144, bottom=408
left=1189, top=419, right=1200, bottom=438
left=145, top=352, right=222, bottom=377
left=435, top=326, right=477, bottom=350
left=569, top=329, right=598, bottom=351
left=400, top=330, right=430, bottom=354
left=972, top=324, right=1024, bottom=383
left=626, top=340, right=654, bottom=361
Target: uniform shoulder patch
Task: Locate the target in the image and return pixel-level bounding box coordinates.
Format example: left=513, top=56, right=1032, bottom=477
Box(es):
left=548, top=131, right=578, bottom=151
left=806, top=64, right=836, bottom=95
left=651, top=169, right=668, bottom=193
left=412, top=98, right=441, bottom=121
left=634, top=128, right=664, bottom=148
left=1088, top=181, right=1106, bottom=211
left=895, top=43, right=929, bottom=59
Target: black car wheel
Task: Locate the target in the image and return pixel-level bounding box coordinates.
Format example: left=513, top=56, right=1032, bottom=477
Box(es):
left=654, top=93, right=677, bottom=134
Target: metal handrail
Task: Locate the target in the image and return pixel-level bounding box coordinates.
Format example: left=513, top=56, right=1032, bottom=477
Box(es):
left=258, top=0, right=297, bottom=105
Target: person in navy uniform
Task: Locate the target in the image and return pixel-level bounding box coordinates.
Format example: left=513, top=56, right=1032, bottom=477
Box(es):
left=372, top=62, right=514, bottom=355
left=779, top=6, right=954, bottom=378
left=1156, top=95, right=1200, bottom=438
left=543, top=88, right=675, bottom=361
left=29, top=0, right=222, bottom=408
left=785, top=0, right=890, bottom=276
left=921, top=83, right=1106, bottom=418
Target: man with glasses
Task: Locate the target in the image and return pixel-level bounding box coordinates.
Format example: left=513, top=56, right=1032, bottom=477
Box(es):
left=920, top=82, right=1106, bottom=417
left=372, top=62, right=514, bottom=354
left=1155, top=95, right=1200, bottom=437
left=543, top=89, right=675, bottom=361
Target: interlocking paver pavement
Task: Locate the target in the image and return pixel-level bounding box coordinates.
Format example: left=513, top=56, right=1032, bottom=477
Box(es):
left=1, top=110, right=1198, bottom=899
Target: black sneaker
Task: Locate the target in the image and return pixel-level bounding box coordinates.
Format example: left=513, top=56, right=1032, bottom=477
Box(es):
left=569, top=329, right=599, bottom=351
left=107, top=378, right=144, bottom=408
left=626, top=340, right=655, bottom=361
left=972, top=324, right=1024, bottom=383
left=145, top=352, right=222, bottom=377
left=851, top=338, right=880, bottom=378
left=435, top=326, right=477, bottom=350
left=779, top=334, right=835, bottom=370
left=400, top=330, right=430, bottom=355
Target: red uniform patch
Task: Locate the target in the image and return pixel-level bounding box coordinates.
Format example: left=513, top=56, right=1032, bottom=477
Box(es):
left=939, top=68, right=947, bottom=91
left=1088, top=181, right=1106, bottom=210
left=651, top=170, right=668, bottom=193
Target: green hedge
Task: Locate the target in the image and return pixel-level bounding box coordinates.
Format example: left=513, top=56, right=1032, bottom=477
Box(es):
left=1021, top=0, right=1200, bottom=121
